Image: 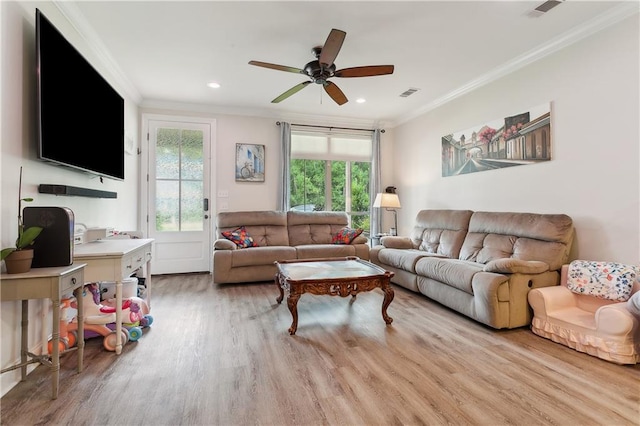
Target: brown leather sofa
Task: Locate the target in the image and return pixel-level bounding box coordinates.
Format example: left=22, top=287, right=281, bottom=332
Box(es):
left=213, top=210, right=369, bottom=284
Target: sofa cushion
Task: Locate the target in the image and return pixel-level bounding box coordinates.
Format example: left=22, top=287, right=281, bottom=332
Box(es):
left=414, top=258, right=484, bottom=294
left=459, top=211, right=573, bottom=271
left=378, top=249, right=446, bottom=273
left=295, top=244, right=357, bottom=259
left=217, top=211, right=289, bottom=246
left=230, top=246, right=297, bottom=267
left=331, top=227, right=363, bottom=244
left=287, top=211, right=349, bottom=246
left=222, top=226, right=258, bottom=248
left=409, top=210, right=473, bottom=258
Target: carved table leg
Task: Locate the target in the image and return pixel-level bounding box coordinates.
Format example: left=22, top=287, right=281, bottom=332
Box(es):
left=275, top=274, right=284, bottom=304
left=381, top=283, right=395, bottom=325
left=286, top=293, right=300, bottom=335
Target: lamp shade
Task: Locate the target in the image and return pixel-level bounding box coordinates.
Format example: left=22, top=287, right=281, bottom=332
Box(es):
left=373, top=193, right=401, bottom=209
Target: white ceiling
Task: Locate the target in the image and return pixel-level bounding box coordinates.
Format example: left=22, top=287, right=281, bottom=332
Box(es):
left=59, top=1, right=635, bottom=127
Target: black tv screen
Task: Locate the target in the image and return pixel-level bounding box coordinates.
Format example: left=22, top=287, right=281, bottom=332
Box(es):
left=36, top=9, right=125, bottom=181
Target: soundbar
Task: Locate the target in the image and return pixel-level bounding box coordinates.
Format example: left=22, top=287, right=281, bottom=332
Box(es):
left=39, top=184, right=117, bottom=199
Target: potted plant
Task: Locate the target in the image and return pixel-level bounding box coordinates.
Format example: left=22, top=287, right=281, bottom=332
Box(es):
left=1, top=167, right=43, bottom=274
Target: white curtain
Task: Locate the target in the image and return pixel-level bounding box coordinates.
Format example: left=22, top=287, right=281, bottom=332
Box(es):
left=370, top=129, right=382, bottom=237
left=278, top=122, right=291, bottom=211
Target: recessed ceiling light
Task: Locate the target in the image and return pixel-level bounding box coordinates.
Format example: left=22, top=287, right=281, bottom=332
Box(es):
left=207, top=82, right=221, bottom=89
left=356, top=98, right=366, bottom=103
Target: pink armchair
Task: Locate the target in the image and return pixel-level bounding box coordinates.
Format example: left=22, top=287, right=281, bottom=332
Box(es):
left=528, top=262, right=640, bottom=364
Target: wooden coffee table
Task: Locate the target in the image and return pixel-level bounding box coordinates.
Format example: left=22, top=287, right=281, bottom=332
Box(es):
left=274, top=256, right=395, bottom=335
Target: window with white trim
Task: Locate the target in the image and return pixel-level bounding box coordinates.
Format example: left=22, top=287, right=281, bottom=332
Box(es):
left=289, top=129, right=372, bottom=230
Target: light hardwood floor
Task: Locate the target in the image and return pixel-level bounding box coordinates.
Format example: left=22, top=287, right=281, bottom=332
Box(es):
left=1, top=273, right=639, bottom=425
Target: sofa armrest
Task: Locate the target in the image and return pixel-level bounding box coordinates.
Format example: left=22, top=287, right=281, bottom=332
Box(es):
left=528, top=285, right=578, bottom=316
left=596, top=303, right=638, bottom=336
left=351, top=235, right=368, bottom=245
left=483, top=259, right=549, bottom=274
left=380, top=236, right=413, bottom=249
left=214, top=239, right=237, bottom=250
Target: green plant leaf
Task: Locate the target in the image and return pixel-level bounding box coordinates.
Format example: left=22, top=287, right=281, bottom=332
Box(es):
left=1, top=248, right=17, bottom=261
left=15, top=226, right=43, bottom=249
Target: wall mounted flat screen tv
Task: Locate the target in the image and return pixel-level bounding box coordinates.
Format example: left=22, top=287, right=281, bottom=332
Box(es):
left=36, top=8, right=125, bottom=181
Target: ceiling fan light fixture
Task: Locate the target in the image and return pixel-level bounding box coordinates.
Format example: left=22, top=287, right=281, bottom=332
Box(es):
left=207, top=82, right=221, bottom=89
left=356, top=98, right=366, bottom=103
left=249, top=28, right=395, bottom=106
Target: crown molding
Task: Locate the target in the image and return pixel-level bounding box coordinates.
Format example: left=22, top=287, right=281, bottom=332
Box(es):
left=392, top=2, right=639, bottom=128
left=53, top=1, right=142, bottom=104
left=53, top=1, right=637, bottom=129
left=140, top=99, right=382, bottom=130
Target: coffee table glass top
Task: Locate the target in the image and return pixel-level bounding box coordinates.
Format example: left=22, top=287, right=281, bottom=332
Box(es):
left=277, top=258, right=385, bottom=281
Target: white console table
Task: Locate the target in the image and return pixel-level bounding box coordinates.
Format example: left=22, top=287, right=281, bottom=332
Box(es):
left=73, top=238, right=153, bottom=355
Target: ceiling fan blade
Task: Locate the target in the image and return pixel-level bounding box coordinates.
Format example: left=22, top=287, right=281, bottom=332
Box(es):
left=271, top=81, right=312, bottom=103
left=334, top=65, right=395, bottom=78
left=319, top=29, right=346, bottom=67
left=249, top=60, right=303, bottom=74
left=323, top=81, right=348, bottom=106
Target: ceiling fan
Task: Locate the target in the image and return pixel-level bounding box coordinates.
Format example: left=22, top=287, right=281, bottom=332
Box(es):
left=248, top=28, right=394, bottom=106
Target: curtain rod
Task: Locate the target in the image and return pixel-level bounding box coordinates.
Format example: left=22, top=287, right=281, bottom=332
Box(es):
left=276, top=121, right=385, bottom=133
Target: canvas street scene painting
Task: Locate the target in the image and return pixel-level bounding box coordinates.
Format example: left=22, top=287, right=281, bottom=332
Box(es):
left=442, top=103, right=551, bottom=177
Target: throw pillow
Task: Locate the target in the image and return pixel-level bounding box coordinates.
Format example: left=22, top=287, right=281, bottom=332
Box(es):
left=221, top=226, right=258, bottom=249
left=332, top=227, right=363, bottom=245
left=566, top=260, right=637, bottom=301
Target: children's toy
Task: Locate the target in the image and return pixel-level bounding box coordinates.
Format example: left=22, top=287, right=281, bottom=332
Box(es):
left=100, top=277, right=138, bottom=300
left=101, top=294, right=153, bottom=340
left=47, top=298, right=78, bottom=354
left=67, top=283, right=153, bottom=351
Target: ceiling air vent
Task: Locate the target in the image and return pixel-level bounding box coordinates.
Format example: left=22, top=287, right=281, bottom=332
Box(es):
left=534, top=0, right=563, bottom=13
left=399, top=88, right=420, bottom=98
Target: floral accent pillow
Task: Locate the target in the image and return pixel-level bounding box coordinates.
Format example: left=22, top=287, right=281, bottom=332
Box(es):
left=221, top=226, right=258, bottom=249
left=566, top=260, right=638, bottom=301
left=331, top=227, right=364, bottom=245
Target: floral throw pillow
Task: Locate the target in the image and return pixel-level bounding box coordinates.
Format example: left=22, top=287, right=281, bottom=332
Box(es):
left=331, top=227, right=364, bottom=245
left=221, top=226, right=258, bottom=249
left=566, top=260, right=637, bottom=301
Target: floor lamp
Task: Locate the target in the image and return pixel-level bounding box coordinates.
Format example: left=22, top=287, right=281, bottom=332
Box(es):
left=373, top=191, right=401, bottom=236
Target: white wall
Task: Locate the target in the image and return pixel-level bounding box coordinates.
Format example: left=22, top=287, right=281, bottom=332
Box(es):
left=1, top=2, right=140, bottom=395
left=140, top=107, right=396, bottom=219
left=391, top=15, right=639, bottom=264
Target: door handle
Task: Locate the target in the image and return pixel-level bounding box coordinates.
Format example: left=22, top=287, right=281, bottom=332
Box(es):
left=203, top=198, right=209, bottom=211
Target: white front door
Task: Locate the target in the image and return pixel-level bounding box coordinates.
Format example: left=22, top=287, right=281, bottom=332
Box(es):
left=145, top=117, right=215, bottom=274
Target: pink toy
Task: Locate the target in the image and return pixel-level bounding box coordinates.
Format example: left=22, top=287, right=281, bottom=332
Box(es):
left=67, top=283, right=153, bottom=351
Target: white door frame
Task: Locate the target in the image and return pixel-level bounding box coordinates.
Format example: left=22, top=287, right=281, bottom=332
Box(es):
left=140, top=113, right=216, bottom=273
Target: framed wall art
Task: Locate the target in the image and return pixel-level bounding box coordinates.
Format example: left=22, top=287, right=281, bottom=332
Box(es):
left=441, top=102, right=551, bottom=177
left=235, top=143, right=265, bottom=182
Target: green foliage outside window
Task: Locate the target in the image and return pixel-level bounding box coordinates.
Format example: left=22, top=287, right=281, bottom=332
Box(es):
left=290, top=159, right=370, bottom=230
left=290, top=159, right=326, bottom=210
